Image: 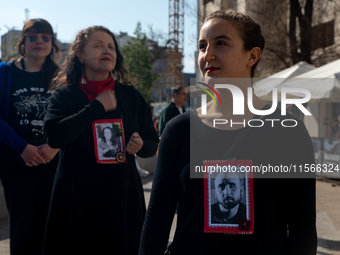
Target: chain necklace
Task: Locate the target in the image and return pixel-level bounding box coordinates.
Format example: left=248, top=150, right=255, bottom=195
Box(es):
left=20, top=58, right=43, bottom=97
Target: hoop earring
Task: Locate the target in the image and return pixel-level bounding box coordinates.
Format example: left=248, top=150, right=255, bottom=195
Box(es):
left=81, top=63, right=87, bottom=84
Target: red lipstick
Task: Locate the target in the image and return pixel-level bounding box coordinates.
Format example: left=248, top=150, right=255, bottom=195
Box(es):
left=205, top=66, right=220, bottom=73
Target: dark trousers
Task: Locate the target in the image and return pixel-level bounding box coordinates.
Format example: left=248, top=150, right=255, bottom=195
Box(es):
left=0, top=152, right=57, bottom=255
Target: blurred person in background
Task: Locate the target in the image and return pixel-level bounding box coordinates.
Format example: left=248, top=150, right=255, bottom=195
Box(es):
left=158, top=85, right=188, bottom=135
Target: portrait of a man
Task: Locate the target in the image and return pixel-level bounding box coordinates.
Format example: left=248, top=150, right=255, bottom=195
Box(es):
left=211, top=171, right=246, bottom=224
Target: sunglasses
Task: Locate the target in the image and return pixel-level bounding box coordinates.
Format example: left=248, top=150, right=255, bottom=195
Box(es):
left=25, top=33, right=53, bottom=43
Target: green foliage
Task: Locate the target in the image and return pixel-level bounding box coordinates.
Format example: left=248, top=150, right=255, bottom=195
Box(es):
left=112, top=124, right=122, bottom=136
left=121, top=22, right=159, bottom=102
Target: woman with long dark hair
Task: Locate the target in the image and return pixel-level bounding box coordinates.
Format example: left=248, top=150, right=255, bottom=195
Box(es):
left=139, top=9, right=317, bottom=255
left=98, top=126, right=119, bottom=157
left=0, top=18, right=60, bottom=254
left=42, top=26, right=159, bottom=255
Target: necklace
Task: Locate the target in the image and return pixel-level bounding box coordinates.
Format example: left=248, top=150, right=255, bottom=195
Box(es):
left=20, top=58, right=43, bottom=97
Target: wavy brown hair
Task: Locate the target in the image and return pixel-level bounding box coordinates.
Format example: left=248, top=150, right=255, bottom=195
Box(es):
left=17, top=18, right=60, bottom=88
left=52, top=26, right=132, bottom=89
left=204, top=9, right=265, bottom=78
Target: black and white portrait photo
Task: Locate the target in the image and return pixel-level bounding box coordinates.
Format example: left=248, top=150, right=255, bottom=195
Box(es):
left=210, top=171, right=247, bottom=225
left=97, top=125, right=119, bottom=158
left=92, top=119, right=125, bottom=163
left=203, top=161, right=254, bottom=234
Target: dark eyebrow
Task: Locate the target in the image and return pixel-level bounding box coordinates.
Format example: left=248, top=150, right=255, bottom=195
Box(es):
left=214, top=35, right=231, bottom=40
left=223, top=179, right=236, bottom=185
left=198, top=35, right=231, bottom=44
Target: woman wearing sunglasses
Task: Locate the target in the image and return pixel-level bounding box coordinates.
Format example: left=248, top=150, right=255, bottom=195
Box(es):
left=0, top=18, right=60, bottom=255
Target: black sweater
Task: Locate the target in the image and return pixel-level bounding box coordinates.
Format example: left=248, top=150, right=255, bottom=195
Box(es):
left=140, top=110, right=317, bottom=255
left=42, top=82, right=159, bottom=255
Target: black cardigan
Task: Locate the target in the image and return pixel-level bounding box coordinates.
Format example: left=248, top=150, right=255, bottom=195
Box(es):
left=42, top=82, right=159, bottom=255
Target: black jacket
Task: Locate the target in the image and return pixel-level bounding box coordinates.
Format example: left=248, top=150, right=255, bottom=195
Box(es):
left=158, top=102, right=185, bottom=135
left=42, top=82, right=159, bottom=255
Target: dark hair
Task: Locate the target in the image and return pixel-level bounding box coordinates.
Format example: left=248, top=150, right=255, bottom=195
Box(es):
left=17, top=18, right=60, bottom=88
left=52, top=25, right=132, bottom=89
left=99, top=126, right=117, bottom=144
left=204, top=9, right=265, bottom=78
left=211, top=171, right=245, bottom=190
left=173, top=86, right=186, bottom=97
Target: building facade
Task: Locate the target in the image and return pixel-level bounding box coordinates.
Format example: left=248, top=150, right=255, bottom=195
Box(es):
left=1, top=29, right=70, bottom=64
left=1, top=30, right=21, bottom=61
left=197, top=0, right=340, bottom=77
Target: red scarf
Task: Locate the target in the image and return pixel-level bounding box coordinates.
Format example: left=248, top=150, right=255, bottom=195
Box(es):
left=79, top=76, right=115, bottom=102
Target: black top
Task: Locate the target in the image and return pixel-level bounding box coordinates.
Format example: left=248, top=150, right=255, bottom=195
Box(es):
left=8, top=61, right=52, bottom=144
left=42, top=82, right=159, bottom=255
left=139, top=110, right=317, bottom=255
left=211, top=202, right=246, bottom=224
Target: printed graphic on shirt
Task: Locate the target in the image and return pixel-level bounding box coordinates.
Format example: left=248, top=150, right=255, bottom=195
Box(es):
left=204, top=160, right=254, bottom=234
left=92, top=119, right=126, bottom=164
left=10, top=86, right=53, bottom=136
left=14, top=95, right=50, bottom=118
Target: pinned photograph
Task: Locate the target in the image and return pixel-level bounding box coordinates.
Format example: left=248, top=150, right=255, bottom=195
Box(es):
left=92, top=119, right=126, bottom=164
left=204, top=160, right=254, bottom=234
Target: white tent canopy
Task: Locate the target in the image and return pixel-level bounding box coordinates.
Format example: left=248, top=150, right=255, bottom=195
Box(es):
left=279, top=58, right=340, bottom=100
left=254, top=61, right=315, bottom=97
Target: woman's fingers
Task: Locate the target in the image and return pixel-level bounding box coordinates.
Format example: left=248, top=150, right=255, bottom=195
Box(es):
left=126, top=132, right=143, bottom=155
left=34, top=153, right=47, bottom=164
left=21, top=144, right=47, bottom=166
left=38, top=143, right=59, bottom=162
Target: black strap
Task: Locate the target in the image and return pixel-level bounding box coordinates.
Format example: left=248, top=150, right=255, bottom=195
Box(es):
left=0, top=63, right=11, bottom=165
left=20, top=58, right=25, bottom=70
left=0, top=62, right=11, bottom=111
left=165, top=113, right=264, bottom=254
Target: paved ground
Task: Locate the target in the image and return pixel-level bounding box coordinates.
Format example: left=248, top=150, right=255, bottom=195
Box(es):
left=0, top=217, right=9, bottom=255
left=315, top=179, right=340, bottom=255
left=0, top=177, right=339, bottom=255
